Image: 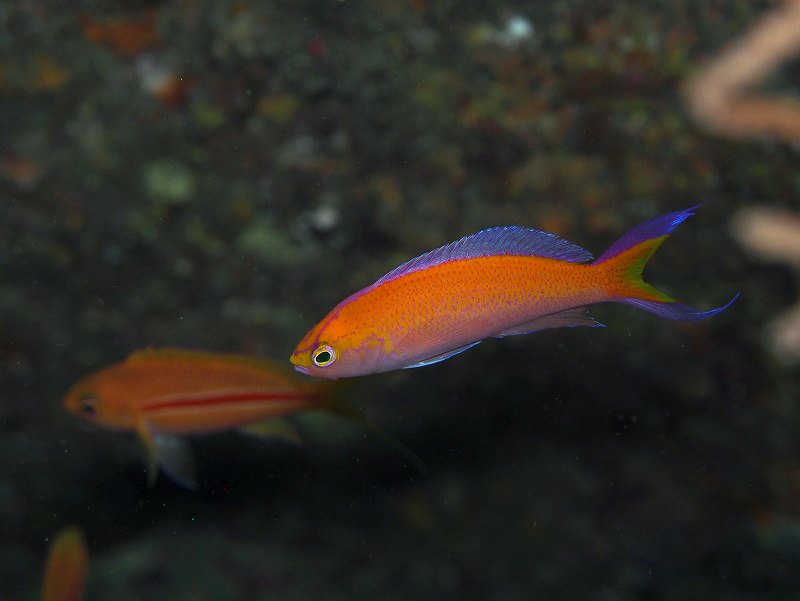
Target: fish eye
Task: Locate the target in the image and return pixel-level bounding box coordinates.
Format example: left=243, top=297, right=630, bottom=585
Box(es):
left=312, top=345, right=336, bottom=367
left=77, top=395, right=98, bottom=417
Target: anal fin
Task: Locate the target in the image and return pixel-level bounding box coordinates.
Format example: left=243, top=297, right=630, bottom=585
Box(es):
left=151, top=433, right=197, bottom=490
left=494, top=306, right=604, bottom=338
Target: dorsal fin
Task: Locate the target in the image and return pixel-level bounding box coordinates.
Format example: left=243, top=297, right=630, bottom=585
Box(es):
left=372, top=226, right=593, bottom=287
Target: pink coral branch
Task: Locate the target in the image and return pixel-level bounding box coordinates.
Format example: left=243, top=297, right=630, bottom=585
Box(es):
left=686, top=2, right=800, bottom=361
left=685, top=0, right=800, bottom=141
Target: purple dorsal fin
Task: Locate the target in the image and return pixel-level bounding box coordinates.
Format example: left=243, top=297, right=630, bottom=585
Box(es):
left=373, top=226, right=593, bottom=287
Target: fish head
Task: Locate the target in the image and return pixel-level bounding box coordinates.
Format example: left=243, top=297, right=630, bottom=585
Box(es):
left=290, top=310, right=393, bottom=379
left=63, top=369, right=139, bottom=431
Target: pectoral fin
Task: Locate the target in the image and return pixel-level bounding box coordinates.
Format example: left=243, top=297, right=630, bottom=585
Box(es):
left=136, top=421, right=159, bottom=488
left=494, top=307, right=604, bottom=337
left=402, top=341, right=482, bottom=368
left=137, top=421, right=196, bottom=489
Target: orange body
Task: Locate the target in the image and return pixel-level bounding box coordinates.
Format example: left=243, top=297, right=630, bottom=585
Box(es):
left=64, top=349, right=320, bottom=435
left=293, top=255, right=619, bottom=379
left=64, top=349, right=330, bottom=487
left=319, top=254, right=614, bottom=349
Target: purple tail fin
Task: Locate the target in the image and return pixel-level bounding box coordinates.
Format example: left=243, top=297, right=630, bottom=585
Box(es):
left=620, top=294, right=740, bottom=321
left=594, top=206, right=739, bottom=321
left=594, top=206, right=699, bottom=264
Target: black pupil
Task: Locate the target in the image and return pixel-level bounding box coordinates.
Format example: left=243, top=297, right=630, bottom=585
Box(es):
left=316, top=351, right=331, bottom=364
left=78, top=396, right=96, bottom=415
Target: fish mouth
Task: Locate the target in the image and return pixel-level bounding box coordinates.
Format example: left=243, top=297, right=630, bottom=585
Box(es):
left=292, top=365, right=312, bottom=376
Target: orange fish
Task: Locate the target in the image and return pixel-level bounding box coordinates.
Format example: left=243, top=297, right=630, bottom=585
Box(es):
left=64, top=349, right=424, bottom=488
left=64, top=349, right=340, bottom=487
left=41, top=527, right=88, bottom=601
left=291, top=207, right=737, bottom=378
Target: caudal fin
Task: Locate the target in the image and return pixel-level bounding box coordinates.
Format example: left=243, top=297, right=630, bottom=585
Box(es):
left=594, top=206, right=738, bottom=320
left=315, top=381, right=427, bottom=475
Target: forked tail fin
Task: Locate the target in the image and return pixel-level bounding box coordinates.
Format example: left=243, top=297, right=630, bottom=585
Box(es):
left=315, top=381, right=427, bottom=475
left=594, top=206, right=738, bottom=320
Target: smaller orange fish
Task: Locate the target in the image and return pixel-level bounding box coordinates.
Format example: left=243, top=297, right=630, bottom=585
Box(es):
left=64, top=349, right=364, bottom=487
left=41, top=527, right=88, bottom=601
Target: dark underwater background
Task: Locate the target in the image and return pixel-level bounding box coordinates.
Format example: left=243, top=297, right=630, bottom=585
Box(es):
left=3, top=1, right=800, bottom=599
